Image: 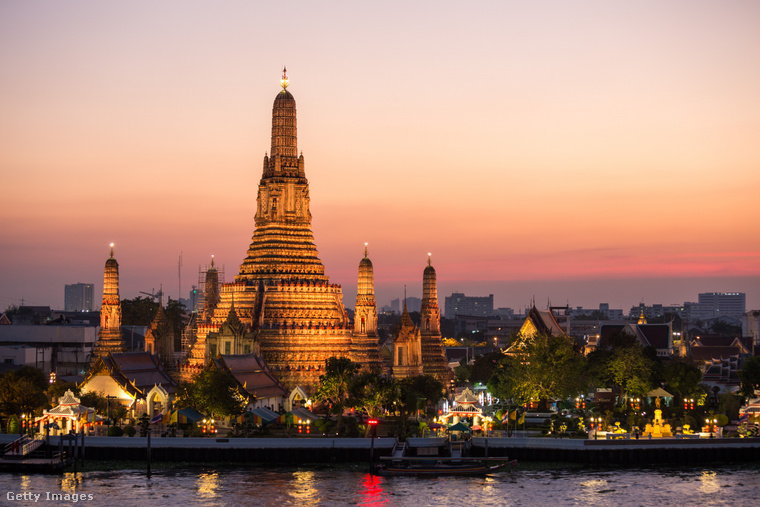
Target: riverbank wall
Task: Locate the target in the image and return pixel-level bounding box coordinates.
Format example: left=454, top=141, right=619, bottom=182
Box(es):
left=471, top=437, right=760, bottom=465
left=2, top=435, right=759, bottom=465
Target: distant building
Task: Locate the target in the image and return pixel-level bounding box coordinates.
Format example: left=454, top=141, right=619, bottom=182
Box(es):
left=64, top=283, right=94, bottom=312
left=569, top=303, right=623, bottom=320
left=743, top=310, right=760, bottom=347
left=444, top=293, right=494, bottom=318
left=0, top=325, right=97, bottom=375
left=689, top=292, right=746, bottom=325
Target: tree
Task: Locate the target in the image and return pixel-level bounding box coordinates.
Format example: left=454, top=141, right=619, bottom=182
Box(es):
left=488, top=334, right=586, bottom=407
left=605, top=345, right=655, bottom=403
left=662, top=361, right=703, bottom=400
left=469, top=352, right=503, bottom=385
left=347, top=370, right=397, bottom=419
left=315, top=357, right=362, bottom=434
left=122, top=296, right=188, bottom=340
left=0, top=366, right=48, bottom=418
left=79, top=391, right=128, bottom=425
left=190, top=368, right=245, bottom=418
left=739, top=356, right=760, bottom=397
left=46, top=381, right=80, bottom=406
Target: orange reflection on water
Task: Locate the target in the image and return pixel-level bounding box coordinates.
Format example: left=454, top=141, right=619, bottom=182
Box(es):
left=357, top=473, right=388, bottom=507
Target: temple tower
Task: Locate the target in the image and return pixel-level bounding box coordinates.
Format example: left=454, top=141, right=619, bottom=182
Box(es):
left=185, top=70, right=354, bottom=392
left=351, top=244, right=383, bottom=372
left=145, top=299, right=175, bottom=371
left=392, top=299, right=423, bottom=379
left=91, top=244, right=125, bottom=366
left=202, top=256, right=220, bottom=322
left=419, top=254, right=451, bottom=383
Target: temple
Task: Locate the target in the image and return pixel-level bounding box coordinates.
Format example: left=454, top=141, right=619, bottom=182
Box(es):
left=180, top=70, right=451, bottom=392
left=91, top=244, right=125, bottom=365
left=419, top=255, right=450, bottom=383
left=182, top=70, right=353, bottom=391
left=351, top=244, right=384, bottom=372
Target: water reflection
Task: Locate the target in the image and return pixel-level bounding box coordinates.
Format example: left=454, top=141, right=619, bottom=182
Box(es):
left=699, top=470, right=720, bottom=495
left=357, top=473, right=388, bottom=506
left=288, top=470, right=320, bottom=505
left=196, top=471, right=220, bottom=499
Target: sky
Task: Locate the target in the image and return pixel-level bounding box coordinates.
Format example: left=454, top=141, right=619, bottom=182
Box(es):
left=1, top=1, right=759, bottom=314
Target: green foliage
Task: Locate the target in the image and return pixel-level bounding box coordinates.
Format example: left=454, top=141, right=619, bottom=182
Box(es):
left=7, top=415, right=20, bottom=434
left=604, top=345, right=655, bottom=402
left=739, top=356, right=760, bottom=397
left=79, top=391, right=128, bottom=425
left=123, top=425, right=136, bottom=437
left=453, top=364, right=470, bottom=384
left=398, top=375, right=444, bottom=417
left=347, top=370, right=397, bottom=418
left=121, top=296, right=188, bottom=339
left=138, top=413, right=150, bottom=437
left=662, top=361, right=703, bottom=399
left=0, top=366, right=49, bottom=417
left=717, top=394, right=741, bottom=421
left=185, top=368, right=244, bottom=418
left=315, top=357, right=362, bottom=417
left=45, top=381, right=80, bottom=406
left=107, top=425, right=124, bottom=437
left=468, top=352, right=503, bottom=385
left=488, top=334, right=586, bottom=405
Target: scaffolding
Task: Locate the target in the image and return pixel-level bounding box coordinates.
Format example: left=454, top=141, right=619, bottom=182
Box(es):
left=181, top=261, right=224, bottom=354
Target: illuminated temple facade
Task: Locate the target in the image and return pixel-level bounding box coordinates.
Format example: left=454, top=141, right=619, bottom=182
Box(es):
left=91, top=244, right=125, bottom=365
left=182, top=71, right=448, bottom=392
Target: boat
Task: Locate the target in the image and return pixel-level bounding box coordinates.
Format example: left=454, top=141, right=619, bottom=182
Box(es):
left=375, top=458, right=512, bottom=477
left=374, top=437, right=516, bottom=477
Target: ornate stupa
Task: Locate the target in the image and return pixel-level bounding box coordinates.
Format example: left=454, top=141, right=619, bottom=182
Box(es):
left=144, top=296, right=175, bottom=371
left=184, top=69, right=353, bottom=391
left=392, top=297, right=423, bottom=378
left=91, top=244, right=125, bottom=366
left=351, top=244, right=383, bottom=372
left=420, top=254, right=450, bottom=383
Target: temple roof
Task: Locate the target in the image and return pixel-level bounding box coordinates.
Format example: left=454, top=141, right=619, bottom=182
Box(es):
left=212, top=353, right=287, bottom=400
left=86, top=352, right=176, bottom=397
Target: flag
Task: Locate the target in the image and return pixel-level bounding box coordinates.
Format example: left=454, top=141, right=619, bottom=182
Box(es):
left=150, top=413, right=164, bottom=424
left=518, top=412, right=525, bottom=425
left=501, top=411, right=509, bottom=424
left=509, top=410, right=517, bottom=421
left=739, top=413, right=749, bottom=422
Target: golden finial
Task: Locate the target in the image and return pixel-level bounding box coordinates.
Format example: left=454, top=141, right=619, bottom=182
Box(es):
left=281, top=66, right=289, bottom=89
left=211, top=254, right=215, bottom=268
left=109, top=243, right=114, bottom=258
left=427, top=252, right=432, bottom=266
left=364, top=242, right=368, bottom=258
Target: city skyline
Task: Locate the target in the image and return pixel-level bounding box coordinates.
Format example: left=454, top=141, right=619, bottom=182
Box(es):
left=2, top=2, right=759, bottom=312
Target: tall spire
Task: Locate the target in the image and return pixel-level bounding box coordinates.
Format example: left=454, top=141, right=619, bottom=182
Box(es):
left=281, top=66, right=289, bottom=89
left=91, top=243, right=125, bottom=367
left=269, top=68, right=298, bottom=161
left=420, top=253, right=449, bottom=384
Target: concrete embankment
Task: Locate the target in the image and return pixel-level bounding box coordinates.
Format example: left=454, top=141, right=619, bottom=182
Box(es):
left=471, top=437, right=760, bottom=465
left=2, top=435, right=759, bottom=465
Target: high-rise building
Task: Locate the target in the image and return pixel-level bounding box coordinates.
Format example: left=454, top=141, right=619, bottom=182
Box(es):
left=64, top=283, right=94, bottom=312
left=444, top=293, right=494, bottom=318
left=691, top=292, right=746, bottom=324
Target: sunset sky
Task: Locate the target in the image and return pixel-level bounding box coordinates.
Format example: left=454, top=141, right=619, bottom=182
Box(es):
left=2, top=1, right=759, bottom=313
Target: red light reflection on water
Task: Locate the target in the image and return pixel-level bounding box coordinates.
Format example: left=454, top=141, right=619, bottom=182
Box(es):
left=358, top=473, right=389, bottom=506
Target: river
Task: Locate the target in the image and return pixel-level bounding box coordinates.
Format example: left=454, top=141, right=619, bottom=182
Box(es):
left=1, top=463, right=759, bottom=506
